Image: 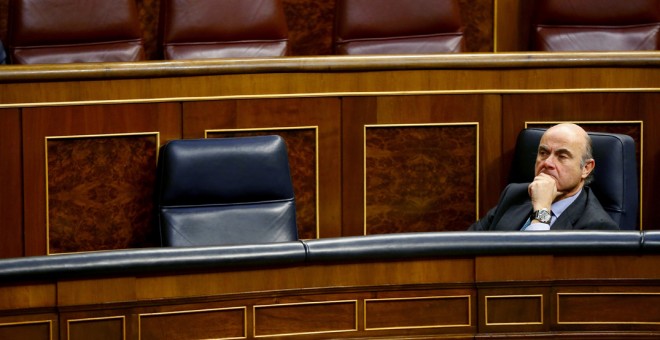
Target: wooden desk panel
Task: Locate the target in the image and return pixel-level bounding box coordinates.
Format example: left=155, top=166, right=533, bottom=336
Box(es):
left=1, top=255, right=659, bottom=338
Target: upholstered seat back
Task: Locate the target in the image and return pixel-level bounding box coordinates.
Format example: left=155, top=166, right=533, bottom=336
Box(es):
left=159, top=0, right=289, bottom=60
left=334, top=0, right=465, bottom=55
left=509, top=128, right=639, bottom=230
left=8, top=0, right=145, bottom=64
left=157, top=136, right=298, bottom=246
left=533, top=0, right=660, bottom=51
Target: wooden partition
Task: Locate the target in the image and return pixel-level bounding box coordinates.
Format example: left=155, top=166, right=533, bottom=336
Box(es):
left=0, top=52, right=659, bottom=257
left=1, top=252, right=660, bottom=339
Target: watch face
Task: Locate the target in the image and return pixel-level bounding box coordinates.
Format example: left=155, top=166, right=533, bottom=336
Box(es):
left=536, top=209, right=551, bottom=223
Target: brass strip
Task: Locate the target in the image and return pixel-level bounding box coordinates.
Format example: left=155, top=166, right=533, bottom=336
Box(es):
left=1, top=87, right=659, bottom=109
left=493, top=0, right=500, bottom=52
left=363, top=122, right=480, bottom=235
left=364, top=295, right=472, bottom=331
left=557, top=292, right=660, bottom=325
left=44, top=132, right=160, bottom=255
left=138, top=307, right=247, bottom=340
left=485, top=294, right=544, bottom=326
left=252, top=300, right=358, bottom=338
left=1, top=51, right=658, bottom=82
left=205, top=126, right=320, bottom=239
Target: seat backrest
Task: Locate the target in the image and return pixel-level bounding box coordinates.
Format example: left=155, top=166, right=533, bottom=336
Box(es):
left=509, top=128, right=639, bottom=230
left=0, top=40, right=6, bottom=64
left=159, top=0, right=289, bottom=60
left=157, top=135, right=298, bottom=247
left=532, top=0, right=660, bottom=51
left=333, top=0, right=465, bottom=55
left=7, top=0, right=145, bottom=64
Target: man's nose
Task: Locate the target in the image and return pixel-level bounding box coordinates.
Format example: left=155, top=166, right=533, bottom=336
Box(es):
left=543, top=156, right=556, bottom=168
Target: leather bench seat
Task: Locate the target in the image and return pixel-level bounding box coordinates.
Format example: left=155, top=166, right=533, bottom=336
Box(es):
left=0, top=231, right=655, bottom=282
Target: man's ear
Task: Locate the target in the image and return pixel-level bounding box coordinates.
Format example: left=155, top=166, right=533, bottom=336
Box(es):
left=582, top=159, right=595, bottom=179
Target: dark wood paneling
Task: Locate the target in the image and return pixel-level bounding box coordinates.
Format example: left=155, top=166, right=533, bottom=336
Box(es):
left=502, top=93, right=659, bottom=230
left=459, top=0, right=494, bottom=52
left=557, top=293, right=660, bottom=324
left=3, top=254, right=660, bottom=338
left=140, top=308, right=245, bottom=340
left=0, top=108, right=22, bottom=258
left=365, top=295, right=471, bottom=330
left=479, top=287, right=552, bottom=334
left=254, top=301, right=357, bottom=337
left=183, top=98, right=342, bottom=238
left=0, top=321, right=51, bottom=340
left=485, top=295, right=543, bottom=325
left=22, top=103, right=181, bottom=256
left=342, top=95, right=502, bottom=236
left=283, top=0, right=337, bottom=56
left=67, top=317, right=124, bottom=340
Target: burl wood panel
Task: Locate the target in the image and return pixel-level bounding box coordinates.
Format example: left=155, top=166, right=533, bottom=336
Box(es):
left=46, top=135, right=158, bottom=254
left=365, top=124, right=477, bottom=234
left=254, top=301, right=357, bottom=337
left=140, top=308, right=245, bottom=340
left=67, top=317, right=124, bottom=340
left=365, top=296, right=471, bottom=330
left=22, top=103, right=181, bottom=256
left=283, top=0, right=337, bottom=55
left=207, top=128, right=318, bottom=240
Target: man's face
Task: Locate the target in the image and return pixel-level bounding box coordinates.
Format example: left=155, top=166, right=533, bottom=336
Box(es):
left=534, top=126, right=592, bottom=196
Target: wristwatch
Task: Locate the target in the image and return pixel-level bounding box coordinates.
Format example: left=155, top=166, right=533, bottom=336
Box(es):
left=530, top=208, right=551, bottom=224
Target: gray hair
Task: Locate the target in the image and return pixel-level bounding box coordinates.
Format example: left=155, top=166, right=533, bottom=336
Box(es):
left=581, top=133, right=594, bottom=185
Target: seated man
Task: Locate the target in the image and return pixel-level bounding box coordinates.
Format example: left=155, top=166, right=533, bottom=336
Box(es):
left=469, top=123, right=618, bottom=231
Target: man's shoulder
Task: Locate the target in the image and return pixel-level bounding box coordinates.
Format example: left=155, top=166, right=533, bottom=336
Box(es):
left=577, top=186, right=619, bottom=230
left=501, top=182, right=530, bottom=199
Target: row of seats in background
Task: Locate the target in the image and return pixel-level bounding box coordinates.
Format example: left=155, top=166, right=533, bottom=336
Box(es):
left=3, top=0, right=660, bottom=65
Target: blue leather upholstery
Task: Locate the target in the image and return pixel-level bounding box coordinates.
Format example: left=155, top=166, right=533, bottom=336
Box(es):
left=509, top=128, right=639, bottom=230
left=641, top=231, right=660, bottom=252
left=1, top=231, right=653, bottom=282
left=0, top=241, right=306, bottom=282
left=157, top=135, right=298, bottom=246
left=303, top=231, right=642, bottom=262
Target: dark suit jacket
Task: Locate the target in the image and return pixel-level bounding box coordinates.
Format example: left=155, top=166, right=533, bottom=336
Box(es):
left=468, top=183, right=619, bottom=231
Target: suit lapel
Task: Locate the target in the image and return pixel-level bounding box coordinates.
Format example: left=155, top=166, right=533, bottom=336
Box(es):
left=551, top=189, right=587, bottom=230
left=497, top=201, right=531, bottom=231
